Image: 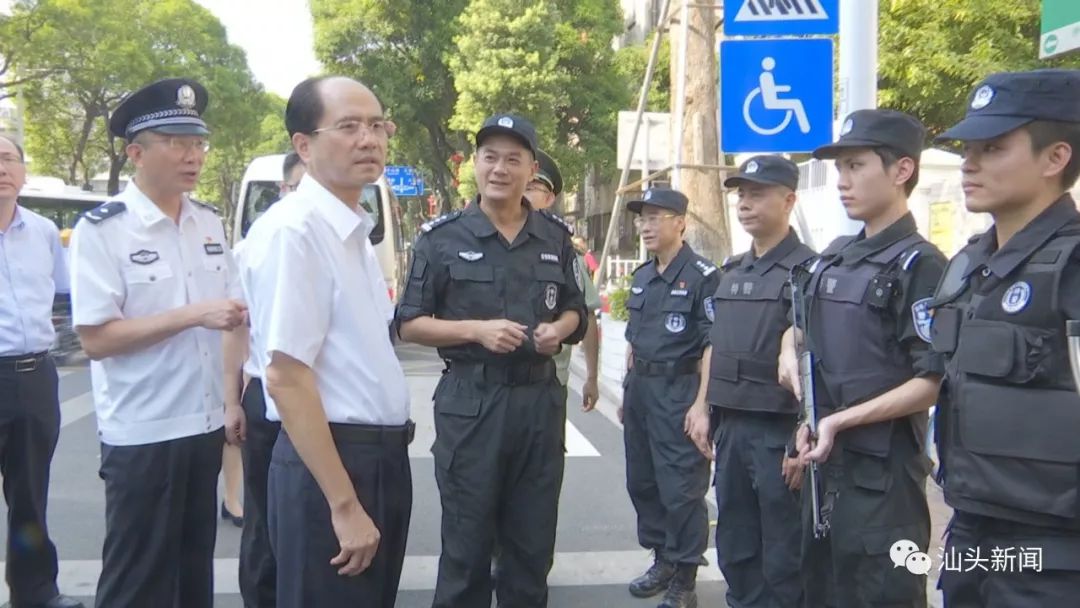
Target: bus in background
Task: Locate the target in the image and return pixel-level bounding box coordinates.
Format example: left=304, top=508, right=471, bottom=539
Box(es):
left=233, top=154, right=405, bottom=301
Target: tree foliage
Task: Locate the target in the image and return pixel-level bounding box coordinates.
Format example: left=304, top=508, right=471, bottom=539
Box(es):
left=879, top=0, right=1080, bottom=138
left=2, top=0, right=281, bottom=218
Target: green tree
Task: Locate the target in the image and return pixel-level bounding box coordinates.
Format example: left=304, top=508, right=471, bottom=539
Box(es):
left=450, top=0, right=628, bottom=189
left=312, top=0, right=469, bottom=213
left=7, top=0, right=276, bottom=212
left=879, top=0, right=1080, bottom=138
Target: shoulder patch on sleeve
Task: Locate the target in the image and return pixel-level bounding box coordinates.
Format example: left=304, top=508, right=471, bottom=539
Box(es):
left=420, top=210, right=462, bottom=233
left=81, top=201, right=127, bottom=225
left=911, top=297, right=933, bottom=343
left=539, top=209, right=574, bottom=234
left=693, top=258, right=717, bottom=276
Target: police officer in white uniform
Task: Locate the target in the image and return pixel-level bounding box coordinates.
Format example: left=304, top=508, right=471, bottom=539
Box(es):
left=241, top=76, right=412, bottom=608
left=69, top=78, right=246, bottom=608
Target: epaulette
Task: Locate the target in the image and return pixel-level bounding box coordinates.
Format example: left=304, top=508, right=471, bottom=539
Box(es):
left=721, top=253, right=744, bottom=269
left=539, top=209, right=574, bottom=235
left=631, top=259, right=651, bottom=275
left=190, top=198, right=219, bottom=214
left=900, top=242, right=945, bottom=272
left=692, top=257, right=718, bottom=276
left=420, top=210, right=462, bottom=233
left=82, top=201, right=127, bottom=225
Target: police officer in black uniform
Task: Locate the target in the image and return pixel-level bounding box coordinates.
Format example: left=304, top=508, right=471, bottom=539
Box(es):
left=777, top=109, right=947, bottom=608
left=690, top=155, right=813, bottom=608
left=396, top=113, right=586, bottom=608
left=931, top=69, right=1080, bottom=607
left=621, top=187, right=720, bottom=608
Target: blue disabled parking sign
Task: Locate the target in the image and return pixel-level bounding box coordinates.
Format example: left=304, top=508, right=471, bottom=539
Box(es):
left=720, top=38, right=834, bottom=154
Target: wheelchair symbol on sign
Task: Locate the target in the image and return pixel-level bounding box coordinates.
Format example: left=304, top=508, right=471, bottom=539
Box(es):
left=742, top=57, right=812, bottom=136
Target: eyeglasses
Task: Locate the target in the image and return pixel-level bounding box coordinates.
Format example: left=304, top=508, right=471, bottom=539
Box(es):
left=312, top=119, right=397, bottom=139
left=633, top=214, right=678, bottom=228
left=0, top=154, right=25, bottom=166
left=145, top=136, right=211, bottom=154
left=526, top=182, right=552, bottom=195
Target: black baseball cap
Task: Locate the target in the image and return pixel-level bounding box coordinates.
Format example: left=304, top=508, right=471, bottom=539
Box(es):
left=813, top=109, right=925, bottom=161
left=627, top=187, right=689, bottom=214
left=475, top=114, right=538, bottom=157
left=109, top=78, right=209, bottom=139
left=937, top=69, right=1080, bottom=142
left=534, top=150, right=563, bottom=195
left=724, top=155, right=799, bottom=190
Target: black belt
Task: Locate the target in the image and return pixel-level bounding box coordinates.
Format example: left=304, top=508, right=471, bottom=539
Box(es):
left=328, top=420, right=415, bottom=446
left=632, top=357, right=698, bottom=377
left=447, top=360, right=556, bottom=386
left=0, top=352, right=49, bottom=373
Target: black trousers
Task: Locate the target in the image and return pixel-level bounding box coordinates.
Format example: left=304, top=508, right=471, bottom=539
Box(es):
left=713, top=409, right=802, bottom=608
left=95, top=428, right=224, bottom=608
left=623, top=371, right=710, bottom=566
left=431, top=368, right=566, bottom=608
left=268, top=426, right=412, bottom=608
left=238, top=377, right=279, bottom=608
left=939, top=511, right=1080, bottom=608
left=0, top=354, right=61, bottom=605
left=801, top=426, right=931, bottom=608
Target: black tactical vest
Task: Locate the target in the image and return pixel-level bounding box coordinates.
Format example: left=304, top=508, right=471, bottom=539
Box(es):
left=707, top=243, right=814, bottom=414
left=807, top=232, right=928, bottom=458
left=932, top=230, right=1080, bottom=528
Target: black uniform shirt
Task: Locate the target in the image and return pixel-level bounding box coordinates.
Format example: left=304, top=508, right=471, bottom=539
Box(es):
left=625, top=243, right=720, bottom=362
left=396, top=201, right=587, bottom=363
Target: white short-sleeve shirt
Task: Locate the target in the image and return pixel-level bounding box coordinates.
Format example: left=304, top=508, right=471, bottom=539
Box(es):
left=231, top=239, right=263, bottom=380
left=240, top=175, right=409, bottom=425
left=69, top=181, right=241, bottom=446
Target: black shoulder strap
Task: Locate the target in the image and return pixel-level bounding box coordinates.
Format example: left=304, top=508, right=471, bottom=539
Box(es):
left=420, top=210, right=462, bottom=233
left=82, top=201, right=127, bottom=225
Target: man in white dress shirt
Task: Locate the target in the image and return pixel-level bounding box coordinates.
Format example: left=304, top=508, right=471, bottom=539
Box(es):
left=0, top=135, right=83, bottom=608
left=239, top=75, right=412, bottom=608
left=69, top=78, right=246, bottom=608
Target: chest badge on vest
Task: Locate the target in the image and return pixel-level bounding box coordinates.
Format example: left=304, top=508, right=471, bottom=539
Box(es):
left=572, top=257, right=584, bottom=290
left=545, top=284, right=558, bottom=310
left=130, top=250, right=160, bottom=265
left=458, top=251, right=484, bottom=262
left=825, top=277, right=838, bottom=294
left=1001, top=281, right=1031, bottom=314
left=631, top=286, right=644, bottom=295
left=704, top=296, right=715, bottom=322
left=911, top=297, right=933, bottom=343
left=665, top=313, right=686, bottom=333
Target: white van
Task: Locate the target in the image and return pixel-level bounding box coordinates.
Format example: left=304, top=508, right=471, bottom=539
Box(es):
left=233, top=154, right=406, bottom=301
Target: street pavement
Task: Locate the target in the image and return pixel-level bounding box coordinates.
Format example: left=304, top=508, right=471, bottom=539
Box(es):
left=0, top=343, right=949, bottom=606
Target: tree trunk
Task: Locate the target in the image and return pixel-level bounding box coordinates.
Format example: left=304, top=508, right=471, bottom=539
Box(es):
left=671, top=3, right=731, bottom=264
left=107, top=152, right=126, bottom=196
left=69, top=108, right=97, bottom=186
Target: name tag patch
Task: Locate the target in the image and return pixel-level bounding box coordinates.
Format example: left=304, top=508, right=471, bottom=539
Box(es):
left=204, top=242, right=224, bottom=255
left=670, top=289, right=688, bottom=297
left=540, top=253, right=560, bottom=264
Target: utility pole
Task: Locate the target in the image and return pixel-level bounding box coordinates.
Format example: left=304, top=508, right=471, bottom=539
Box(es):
left=671, top=1, right=730, bottom=264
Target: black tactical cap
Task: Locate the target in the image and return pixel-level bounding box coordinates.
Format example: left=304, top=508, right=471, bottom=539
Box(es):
left=109, top=78, right=210, bottom=139
left=813, top=109, right=925, bottom=161
left=937, top=69, right=1080, bottom=142
left=724, top=154, right=800, bottom=190
left=626, top=187, right=689, bottom=215
left=534, top=149, right=563, bottom=195
left=475, top=113, right=538, bottom=157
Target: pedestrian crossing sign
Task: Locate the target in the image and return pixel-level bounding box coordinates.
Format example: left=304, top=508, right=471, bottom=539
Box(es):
left=725, top=0, right=839, bottom=37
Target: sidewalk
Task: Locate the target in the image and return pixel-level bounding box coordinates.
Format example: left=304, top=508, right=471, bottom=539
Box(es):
left=568, top=349, right=948, bottom=607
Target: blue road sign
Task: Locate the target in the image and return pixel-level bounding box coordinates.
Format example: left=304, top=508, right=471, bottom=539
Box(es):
left=724, top=0, right=839, bottom=36
left=720, top=38, right=833, bottom=154
left=384, top=165, right=423, bottom=196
